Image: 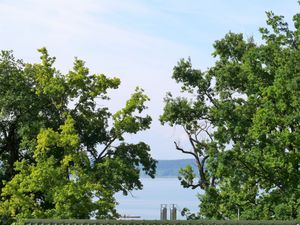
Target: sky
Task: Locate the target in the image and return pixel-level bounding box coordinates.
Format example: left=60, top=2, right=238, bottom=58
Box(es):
left=0, top=0, right=298, bottom=159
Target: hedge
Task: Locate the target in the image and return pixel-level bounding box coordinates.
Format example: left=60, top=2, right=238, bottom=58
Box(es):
left=22, top=219, right=300, bottom=225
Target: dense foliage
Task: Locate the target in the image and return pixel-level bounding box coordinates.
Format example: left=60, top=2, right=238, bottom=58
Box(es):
left=22, top=219, right=300, bottom=225
left=0, top=48, right=156, bottom=223
left=160, top=9, right=300, bottom=220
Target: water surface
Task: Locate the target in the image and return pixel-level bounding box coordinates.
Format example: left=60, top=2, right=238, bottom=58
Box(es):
left=115, top=178, right=201, bottom=220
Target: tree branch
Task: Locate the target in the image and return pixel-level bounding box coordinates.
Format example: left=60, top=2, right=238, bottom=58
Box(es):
left=174, top=141, right=198, bottom=159
left=97, top=136, right=119, bottom=161
left=86, top=146, right=97, bottom=160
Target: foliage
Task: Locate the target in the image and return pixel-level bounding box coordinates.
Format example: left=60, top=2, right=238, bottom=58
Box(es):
left=22, top=219, right=300, bottom=225
left=160, top=8, right=300, bottom=220
left=0, top=48, right=156, bottom=222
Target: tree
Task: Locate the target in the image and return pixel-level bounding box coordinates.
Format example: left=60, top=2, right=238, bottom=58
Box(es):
left=160, top=9, right=300, bottom=220
left=0, top=48, right=156, bottom=222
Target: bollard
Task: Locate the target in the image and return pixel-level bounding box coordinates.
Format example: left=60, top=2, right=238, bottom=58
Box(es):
left=160, top=204, right=167, bottom=220
left=170, top=204, right=177, bottom=220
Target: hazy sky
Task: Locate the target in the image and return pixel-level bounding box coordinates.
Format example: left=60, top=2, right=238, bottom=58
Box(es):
left=0, top=0, right=298, bottom=159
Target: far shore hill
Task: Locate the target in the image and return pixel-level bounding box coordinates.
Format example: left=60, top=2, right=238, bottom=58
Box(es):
left=140, top=159, right=198, bottom=178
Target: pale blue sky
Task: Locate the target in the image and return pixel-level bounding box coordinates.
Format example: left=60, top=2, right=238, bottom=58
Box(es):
left=0, top=0, right=298, bottom=159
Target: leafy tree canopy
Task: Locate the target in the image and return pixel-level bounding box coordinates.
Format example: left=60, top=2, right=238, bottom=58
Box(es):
left=161, top=8, right=300, bottom=220
left=0, top=48, right=156, bottom=223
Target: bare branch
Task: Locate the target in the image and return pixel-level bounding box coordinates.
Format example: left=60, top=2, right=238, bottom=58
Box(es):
left=183, top=182, right=201, bottom=189
left=205, top=91, right=218, bottom=108
left=86, top=147, right=97, bottom=160
left=204, top=129, right=213, bottom=141
left=211, top=176, right=216, bottom=187
left=97, top=136, right=118, bottom=161
left=201, top=155, right=209, bottom=166
left=174, top=141, right=198, bottom=159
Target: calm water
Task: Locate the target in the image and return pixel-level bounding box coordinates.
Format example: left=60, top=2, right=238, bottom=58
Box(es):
left=115, top=178, right=201, bottom=220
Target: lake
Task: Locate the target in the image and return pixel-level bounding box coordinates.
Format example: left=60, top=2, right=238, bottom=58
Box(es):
left=115, top=178, right=201, bottom=220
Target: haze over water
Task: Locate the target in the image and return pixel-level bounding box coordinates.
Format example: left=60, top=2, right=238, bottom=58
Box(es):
left=115, top=178, right=201, bottom=220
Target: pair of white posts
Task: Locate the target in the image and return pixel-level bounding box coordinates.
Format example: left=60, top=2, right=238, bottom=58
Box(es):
left=160, top=204, right=177, bottom=220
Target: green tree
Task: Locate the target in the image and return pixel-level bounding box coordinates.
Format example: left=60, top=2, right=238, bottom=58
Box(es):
left=160, top=9, right=300, bottom=220
left=0, top=48, right=156, bottom=222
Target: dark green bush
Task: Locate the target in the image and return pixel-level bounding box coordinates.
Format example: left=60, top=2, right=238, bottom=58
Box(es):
left=22, top=219, right=299, bottom=225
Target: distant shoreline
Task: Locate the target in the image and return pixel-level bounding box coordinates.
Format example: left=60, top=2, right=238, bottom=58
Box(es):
left=140, top=159, right=197, bottom=178
left=140, top=176, right=179, bottom=179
